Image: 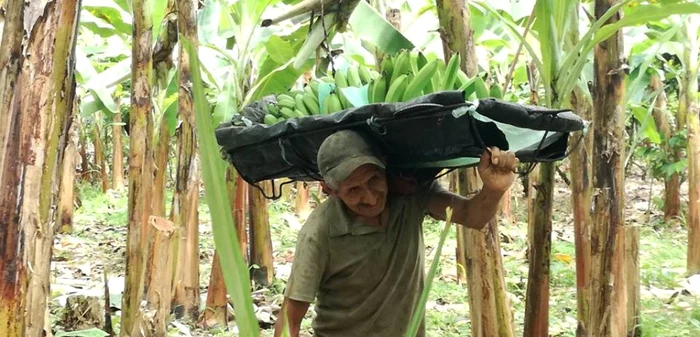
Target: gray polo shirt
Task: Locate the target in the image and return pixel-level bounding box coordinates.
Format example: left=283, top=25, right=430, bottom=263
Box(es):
left=284, top=182, right=443, bottom=337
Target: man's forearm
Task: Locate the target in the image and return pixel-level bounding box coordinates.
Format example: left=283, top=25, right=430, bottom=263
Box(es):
left=456, top=187, right=505, bottom=230
left=274, top=298, right=308, bottom=337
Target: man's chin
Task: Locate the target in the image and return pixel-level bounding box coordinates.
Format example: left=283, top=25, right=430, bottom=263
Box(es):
left=358, top=203, right=385, bottom=217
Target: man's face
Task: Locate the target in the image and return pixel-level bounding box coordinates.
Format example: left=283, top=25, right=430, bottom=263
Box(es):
left=335, top=164, right=388, bottom=218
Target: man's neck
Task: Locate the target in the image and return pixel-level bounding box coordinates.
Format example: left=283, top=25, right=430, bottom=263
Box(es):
left=352, top=207, right=390, bottom=228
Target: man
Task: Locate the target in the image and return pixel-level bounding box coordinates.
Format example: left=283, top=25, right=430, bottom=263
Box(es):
left=274, top=130, right=518, bottom=337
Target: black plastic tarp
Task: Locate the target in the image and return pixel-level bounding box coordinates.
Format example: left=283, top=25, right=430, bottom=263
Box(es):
left=214, top=91, right=587, bottom=186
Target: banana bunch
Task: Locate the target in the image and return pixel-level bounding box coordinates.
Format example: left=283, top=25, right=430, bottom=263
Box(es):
left=261, top=65, right=380, bottom=125
left=263, top=85, right=321, bottom=125
left=260, top=52, right=506, bottom=126
left=367, top=50, right=504, bottom=103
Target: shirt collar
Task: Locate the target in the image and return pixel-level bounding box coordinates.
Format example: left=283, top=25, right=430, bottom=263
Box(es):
left=327, top=197, right=387, bottom=237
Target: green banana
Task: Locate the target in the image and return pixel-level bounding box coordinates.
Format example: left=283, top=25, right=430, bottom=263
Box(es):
left=277, top=93, right=294, bottom=102
left=302, top=93, right=320, bottom=115
left=304, top=85, right=314, bottom=97
left=473, top=77, right=490, bottom=98
left=372, top=76, right=387, bottom=103
left=455, top=70, right=469, bottom=89
left=367, top=80, right=376, bottom=103
left=267, top=103, right=280, bottom=116
left=385, top=74, right=409, bottom=103
left=442, top=53, right=461, bottom=90
left=347, top=66, right=362, bottom=87
left=334, top=70, right=349, bottom=88
left=403, top=59, right=438, bottom=101
left=309, top=81, right=319, bottom=96
left=280, top=107, right=297, bottom=119
left=295, top=94, right=310, bottom=116
left=380, top=57, right=394, bottom=81
left=459, top=77, right=477, bottom=98
left=264, top=114, right=278, bottom=125
left=489, top=83, right=503, bottom=99
left=320, top=76, right=334, bottom=83
left=409, top=52, right=420, bottom=74
left=337, top=89, right=351, bottom=109
left=390, top=52, right=410, bottom=85
left=358, top=66, right=373, bottom=85
left=277, top=98, right=296, bottom=110
left=465, top=91, right=477, bottom=101
left=324, top=93, right=343, bottom=114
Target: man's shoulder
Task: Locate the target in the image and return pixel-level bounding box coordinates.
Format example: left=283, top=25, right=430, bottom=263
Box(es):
left=298, top=196, right=338, bottom=242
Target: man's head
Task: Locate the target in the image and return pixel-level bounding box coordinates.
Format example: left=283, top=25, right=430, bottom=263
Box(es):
left=317, top=130, right=388, bottom=217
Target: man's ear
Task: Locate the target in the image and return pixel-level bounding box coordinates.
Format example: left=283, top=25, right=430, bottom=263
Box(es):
left=319, top=181, right=335, bottom=196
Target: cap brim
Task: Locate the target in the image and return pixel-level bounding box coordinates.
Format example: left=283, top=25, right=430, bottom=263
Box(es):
left=326, top=155, right=385, bottom=185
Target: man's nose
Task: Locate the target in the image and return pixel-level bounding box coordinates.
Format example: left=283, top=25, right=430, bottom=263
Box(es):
left=361, top=188, right=377, bottom=205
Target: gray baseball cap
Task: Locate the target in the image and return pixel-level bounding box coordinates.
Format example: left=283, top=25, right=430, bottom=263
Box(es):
left=317, top=130, right=385, bottom=188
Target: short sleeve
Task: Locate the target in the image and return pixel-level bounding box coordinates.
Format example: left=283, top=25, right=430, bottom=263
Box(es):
left=415, top=180, right=445, bottom=215
left=284, top=230, right=328, bottom=303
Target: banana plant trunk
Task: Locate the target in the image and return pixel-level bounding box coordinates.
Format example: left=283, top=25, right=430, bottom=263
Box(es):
left=590, top=1, right=629, bottom=336
left=569, top=87, right=593, bottom=337
left=144, top=216, right=176, bottom=335
left=112, top=111, right=126, bottom=190
left=79, top=129, right=90, bottom=180
left=649, top=75, right=679, bottom=221
left=152, top=0, right=178, bottom=218
left=461, top=170, right=515, bottom=337
left=437, top=1, right=513, bottom=336
left=0, top=2, right=26, bottom=330
left=524, top=163, right=553, bottom=337
left=680, top=18, right=700, bottom=275
left=202, top=143, right=251, bottom=328
left=153, top=115, right=171, bottom=217
left=93, top=114, right=109, bottom=193
left=0, top=0, right=80, bottom=336
left=249, top=181, right=274, bottom=287
left=58, top=108, right=80, bottom=234
left=171, top=0, right=201, bottom=318
left=436, top=0, right=477, bottom=287
left=121, top=0, right=156, bottom=333
left=203, top=252, right=228, bottom=327
left=565, top=3, right=593, bottom=335
left=450, top=173, right=466, bottom=284
left=295, top=181, right=311, bottom=218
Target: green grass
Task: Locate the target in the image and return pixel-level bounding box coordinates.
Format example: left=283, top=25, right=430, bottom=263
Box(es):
left=62, top=181, right=699, bottom=337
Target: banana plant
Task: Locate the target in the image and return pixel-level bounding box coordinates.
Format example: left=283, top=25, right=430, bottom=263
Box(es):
left=474, top=0, right=700, bottom=106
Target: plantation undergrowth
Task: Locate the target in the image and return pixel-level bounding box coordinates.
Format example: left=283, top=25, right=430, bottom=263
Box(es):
left=49, top=173, right=700, bottom=337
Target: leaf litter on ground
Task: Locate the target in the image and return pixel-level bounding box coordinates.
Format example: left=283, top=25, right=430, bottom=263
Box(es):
left=50, top=171, right=699, bottom=336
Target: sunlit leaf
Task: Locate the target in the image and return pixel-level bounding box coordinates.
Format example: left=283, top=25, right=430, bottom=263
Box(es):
left=593, top=3, right=700, bottom=46
left=151, top=0, right=170, bottom=41
left=246, top=58, right=314, bottom=104
left=213, top=69, right=238, bottom=126
left=631, top=104, right=662, bottom=144
left=183, top=37, right=260, bottom=337
left=265, top=35, right=295, bottom=64
left=83, top=0, right=133, bottom=36
left=406, top=209, right=453, bottom=337
left=198, top=0, right=223, bottom=45
left=349, top=1, right=415, bottom=55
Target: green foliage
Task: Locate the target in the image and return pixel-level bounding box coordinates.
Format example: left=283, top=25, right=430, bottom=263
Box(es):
left=55, top=328, right=109, bottom=337
left=73, top=183, right=129, bottom=228
left=635, top=129, right=688, bottom=179
left=348, top=1, right=415, bottom=55
left=183, top=37, right=260, bottom=337
left=406, top=209, right=453, bottom=337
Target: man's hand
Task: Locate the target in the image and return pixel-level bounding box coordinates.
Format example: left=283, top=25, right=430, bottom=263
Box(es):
left=477, top=147, right=519, bottom=194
